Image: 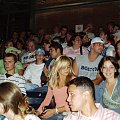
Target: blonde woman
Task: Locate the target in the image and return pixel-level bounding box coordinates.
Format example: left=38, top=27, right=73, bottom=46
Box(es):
left=37, top=55, right=75, bottom=120
left=0, top=82, right=40, bottom=120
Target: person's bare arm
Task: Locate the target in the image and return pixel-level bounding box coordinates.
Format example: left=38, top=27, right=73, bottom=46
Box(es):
left=72, top=58, right=79, bottom=76
left=92, top=72, right=103, bottom=85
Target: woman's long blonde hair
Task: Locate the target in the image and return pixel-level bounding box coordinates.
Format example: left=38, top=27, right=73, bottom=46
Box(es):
left=48, top=55, right=75, bottom=88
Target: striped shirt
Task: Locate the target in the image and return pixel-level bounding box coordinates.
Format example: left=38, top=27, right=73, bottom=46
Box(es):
left=0, top=73, right=26, bottom=94
left=63, top=104, right=120, bottom=120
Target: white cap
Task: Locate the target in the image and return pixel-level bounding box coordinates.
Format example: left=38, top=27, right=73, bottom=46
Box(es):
left=91, top=37, right=104, bottom=45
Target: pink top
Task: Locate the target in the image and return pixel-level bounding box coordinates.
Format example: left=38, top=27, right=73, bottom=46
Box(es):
left=39, top=86, right=70, bottom=111
left=63, top=46, right=88, bottom=59
left=63, top=104, right=120, bottom=120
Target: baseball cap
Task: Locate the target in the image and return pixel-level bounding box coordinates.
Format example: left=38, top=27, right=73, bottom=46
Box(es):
left=5, top=47, right=21, bottom=54
left=91, top=37, right=104, bottom=45
left=35, top=48, right=45, bottom=55
left=112, top=30, right=120, bottom=36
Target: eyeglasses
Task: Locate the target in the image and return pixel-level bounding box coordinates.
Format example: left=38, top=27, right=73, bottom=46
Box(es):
left=94, top=43, right=104, bottom=47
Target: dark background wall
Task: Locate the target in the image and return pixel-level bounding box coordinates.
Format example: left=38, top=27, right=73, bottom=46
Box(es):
left=0, top=12, right=30, bottom=40
left=0, top=0, right=120, bottom=39
left=34, top=1, right=120, bottom=33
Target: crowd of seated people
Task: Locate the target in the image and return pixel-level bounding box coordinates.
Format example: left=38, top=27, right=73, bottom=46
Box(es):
left=0, top=22, right=120, bottom=119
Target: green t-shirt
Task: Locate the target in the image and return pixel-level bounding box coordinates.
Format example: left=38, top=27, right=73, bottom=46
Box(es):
left=0, top=59, right=24, bottom=74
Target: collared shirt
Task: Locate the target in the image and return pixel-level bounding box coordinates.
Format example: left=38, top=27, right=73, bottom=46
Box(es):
left=63, top=104, right=120, bottom=120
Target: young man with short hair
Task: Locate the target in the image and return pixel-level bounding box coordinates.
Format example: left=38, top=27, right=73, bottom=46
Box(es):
left=0, top=53, right=26, bottom=94
left=63, top=76, right=120, bottom=120
left=0, top=47, right=24, bottom=75
left=73, top=37, right=104, bottom=85
left=42, top=42, right=63, bottom=81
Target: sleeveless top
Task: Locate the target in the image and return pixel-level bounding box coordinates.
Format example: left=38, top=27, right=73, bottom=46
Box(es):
left=76, top=54, right=103, bottom=80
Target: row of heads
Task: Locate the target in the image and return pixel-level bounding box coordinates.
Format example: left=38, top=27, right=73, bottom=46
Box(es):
left=4, top=29, right=120, bottom=55
left=5, top=36, right=105, bottom=54
left=5, top=47, right=45, bottom=55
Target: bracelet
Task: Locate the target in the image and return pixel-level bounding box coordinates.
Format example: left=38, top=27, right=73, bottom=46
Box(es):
left=55, top=107, right=59, bottom=114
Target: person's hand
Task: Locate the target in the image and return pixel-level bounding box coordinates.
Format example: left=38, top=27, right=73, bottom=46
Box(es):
left=40, top=109, right=55, bottom=118
left=36, top=110, right=41, bottom=117
left=37, top=107, right=44, bottom=115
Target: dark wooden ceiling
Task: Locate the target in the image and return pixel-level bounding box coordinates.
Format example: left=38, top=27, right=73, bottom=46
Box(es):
left=0, top=0, right=119, bottom=13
